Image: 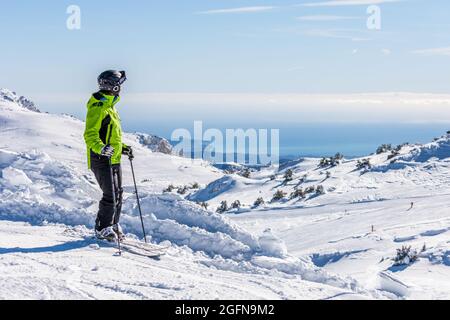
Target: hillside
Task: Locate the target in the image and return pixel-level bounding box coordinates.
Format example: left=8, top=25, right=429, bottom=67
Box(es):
left=0, top=89, right=449, bottom=299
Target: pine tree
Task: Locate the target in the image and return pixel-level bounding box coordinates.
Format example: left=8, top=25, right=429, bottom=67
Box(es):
left=216, top=201, right=229, bottom=213
left=284, top=169, right=294, bottom=182
left=254, top=197, right=265, bottom=207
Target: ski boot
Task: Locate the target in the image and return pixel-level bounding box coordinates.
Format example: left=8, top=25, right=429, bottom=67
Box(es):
left=95, top=226, right=118, bottom=242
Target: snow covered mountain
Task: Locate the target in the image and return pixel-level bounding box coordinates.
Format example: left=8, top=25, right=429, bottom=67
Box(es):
left=0, top=89, right=449, bottom=300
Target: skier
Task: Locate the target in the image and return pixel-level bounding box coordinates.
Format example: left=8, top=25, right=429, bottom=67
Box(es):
left=84, top=70, right=134, bottom=242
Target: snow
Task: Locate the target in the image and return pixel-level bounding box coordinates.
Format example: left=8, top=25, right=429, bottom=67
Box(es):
left=0, top=89, right=449, bottom=300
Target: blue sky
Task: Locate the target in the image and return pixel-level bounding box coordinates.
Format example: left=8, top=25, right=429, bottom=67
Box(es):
left=1, top=0, right=450, bottom=153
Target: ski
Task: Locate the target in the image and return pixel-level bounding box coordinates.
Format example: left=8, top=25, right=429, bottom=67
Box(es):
left=96, top=237, right=168, bottom=258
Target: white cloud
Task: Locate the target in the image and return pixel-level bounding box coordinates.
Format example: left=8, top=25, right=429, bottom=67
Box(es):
left=197, top=6, right=276, bottom=15
left=301, top=28, right=370, bottom=41
left=32, top=92, right=450, bottom=123
left=301, top=0, right=404, bottom=7
left=297, top=15, right=361, bottom=21
left=412, top=47, right=450, bottom=56
left=381, top=48, right=391, bottom=55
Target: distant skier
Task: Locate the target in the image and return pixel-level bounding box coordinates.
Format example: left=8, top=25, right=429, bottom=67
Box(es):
left=84, top=70, right=134, bottom=242
left=409, top=202, right=414, bottom=210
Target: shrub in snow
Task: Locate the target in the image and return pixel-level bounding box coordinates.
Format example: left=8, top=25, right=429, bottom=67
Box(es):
left=284, top=169, right=294, bottom=182
left=316, top=185, right=325, bottom=195
left=196, top=202, right=209, bottom=210
left=319, top=157, right=330, bottom=168
left=216, top=201, right=229, bottom=213
left=231, top=200, right=241, bottom=210
left=304, top=186, right=315, bottom=194
left=356, top=159, right=372, bottom=170
left=177, top=186, right=189, bottom=195
left=269, top=175, right=276, bottom=181
left=376, top=144, right=392, bottom=154
left=326, top=171, right=331, bottom=179
left=240, top=168, right=251, bottom=178
left=253, top=197, right=265, bottom=207
left=387, top=150, right=400, bottom=160
left=272, top=190, right=287, bottom=202
left=319, top=153, right=343, bottom=168
left=163, top=184, right=175, bottom=193
left=393, top=246, right=418, bottom=266
left=290, top=188, right=305, bottom=200
left=334, top=152, right=344, bottom=161
left=191, top=182, right=200, bottom=189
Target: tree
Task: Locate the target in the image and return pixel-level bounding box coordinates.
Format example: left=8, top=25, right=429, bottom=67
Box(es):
left=356, top=159, right=372, bottom=170
left=316, top=185, right=325, bottom=195
left=191, top=182, right=200, bottom=189
left=376, top=144, right=392, bottom=154
left=216, top=201, right=229, bottom=213
left=305, top=186, right=315, bottom=194
left=270, top=175, right=276, bottom=181
left=394, top=246, right=418, bottom=266
left=197, top=202, right=209, bottom=210
left=272, top=190, right=287, bottom=202
left=326, top=171, right=331, bottom=179
left=163, top=184, right=175, bottom=193
left=290, top=188, right=305, bottom=200
left=240, top=168, right=251, bottom=178
left=231, top=200, right=241, bottom=209
left=284, top=169, right=294, bottom=182
left=177, top=186, right=189, bottom=195
left=253, top=197, right=265, bottom=207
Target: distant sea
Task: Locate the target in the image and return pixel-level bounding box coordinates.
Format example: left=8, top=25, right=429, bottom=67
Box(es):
left=135, top=122, right=449, bottom=159
left=276, top=123, right=450, bottom=159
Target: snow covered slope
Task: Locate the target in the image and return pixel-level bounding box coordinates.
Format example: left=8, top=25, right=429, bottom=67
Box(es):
left=0, top=89, right=381, bottom=300
left=188, top=133, right=450, bottom=299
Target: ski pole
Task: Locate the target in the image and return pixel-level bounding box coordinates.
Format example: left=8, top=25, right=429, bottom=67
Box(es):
left=109, top=158, right=122, bottom=255
left=129, top=156, right=148, bottom=243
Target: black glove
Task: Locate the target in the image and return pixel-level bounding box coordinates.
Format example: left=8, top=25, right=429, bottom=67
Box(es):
left=122, top=145, right=134, bottom=160
left=100, top=145, right=114, bottom=158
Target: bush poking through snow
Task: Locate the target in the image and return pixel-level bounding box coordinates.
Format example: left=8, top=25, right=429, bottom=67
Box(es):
left=216, top=201, right=229, bottom=213
left=231, top=200, right=241, bottom=210
left=163, top=184, right=175, bottom=193
left=316, top=185, right=325, bottom=195
left=290, top=188, right=305, bottom=200
left=269, top=175, right=276, bottom=181
left=356, top=159, right=372, bottom=170
left=272, top=190, right=287, bottom=202
left=177, top=186, right=189, bottom=195
left=253, top=197, right=265, bottom=207
left=305, top=186, right=315, bottom=194
left=393, top=246, right=419, bottom=266
left=284, top=169, right=294, bottom=182
left=319, top=153, right=344, bottom=168
left=197, top=202, right=209, bottom=210
left=376, top=144, right=393, bottom=154
left=240, top=168, right=251, bottom=179
left=191, top=182, right=200, bottom=189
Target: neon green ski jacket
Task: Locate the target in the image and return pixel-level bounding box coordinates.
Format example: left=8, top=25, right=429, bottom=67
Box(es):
left=84, top=92, right=127, bottom=169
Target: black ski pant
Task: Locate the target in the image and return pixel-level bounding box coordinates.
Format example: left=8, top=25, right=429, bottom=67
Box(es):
left=91, top=158, right=123, bottom=231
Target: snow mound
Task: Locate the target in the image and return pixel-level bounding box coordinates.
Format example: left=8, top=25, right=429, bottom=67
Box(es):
left=398, top=135, right=450, bottom=162
left=0, top=149, right=263, bottom=259
left=188, top=175, right=237, bottom=202
left=258, top=229, right=288, bottom=258
left=0, top=89, right=40, bottom=113
left=135, top=132, right=173, bottom=155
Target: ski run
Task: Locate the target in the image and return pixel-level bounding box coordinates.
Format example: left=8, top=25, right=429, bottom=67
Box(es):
left=0, top=88, right=449, bottom=300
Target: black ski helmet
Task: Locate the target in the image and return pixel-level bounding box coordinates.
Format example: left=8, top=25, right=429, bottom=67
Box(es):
left=98, top=70, right=127, bottom=94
